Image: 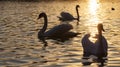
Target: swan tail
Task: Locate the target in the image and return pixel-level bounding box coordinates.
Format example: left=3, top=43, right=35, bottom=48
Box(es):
left=63, top=32, right=81, bottom=38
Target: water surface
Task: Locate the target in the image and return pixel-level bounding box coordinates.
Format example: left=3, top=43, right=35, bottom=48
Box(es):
left=0, top=0, right=120, bottom=67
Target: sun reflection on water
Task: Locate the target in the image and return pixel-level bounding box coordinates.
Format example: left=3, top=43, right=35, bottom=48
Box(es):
left=88, top=0, right=100, bottom=24
left=87, top=0, right=101, bottom=42
left=89, top=0, right=99, bottom=15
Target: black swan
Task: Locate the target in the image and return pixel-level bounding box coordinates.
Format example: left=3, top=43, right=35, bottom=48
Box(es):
left=57, top=5, right=80, bottom=24
left=81, top=23, right=108, bottom=59
left=37, top=12, right=80, bottom=49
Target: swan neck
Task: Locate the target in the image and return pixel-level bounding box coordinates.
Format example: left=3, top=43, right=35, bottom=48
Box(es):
left=41, top=14, right=48, bottom=33
left=98, top=29, right=103, bottom=45
left=98, top=28, right=103, bottom=36
left=76, top=7, right=79, bottom=21
left=97, top=29, right=104, bottom=58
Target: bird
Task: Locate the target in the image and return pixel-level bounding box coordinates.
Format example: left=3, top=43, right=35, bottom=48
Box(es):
left=57, top=5, right=80, bottom=25
left=81, top=23, right=108, bottom=59
left=111, top=7, right=115, bottom=11
left=37, top=12, right=80, bottom=49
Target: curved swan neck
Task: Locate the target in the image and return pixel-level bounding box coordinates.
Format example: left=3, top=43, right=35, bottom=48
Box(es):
left=40, top=13, right=48, bottom=33
left=76, top=6, right=80, bottom=21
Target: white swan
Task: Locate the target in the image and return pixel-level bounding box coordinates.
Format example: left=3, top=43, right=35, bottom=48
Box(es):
left=37, top=12, right=80, bottom=49
left=81, top=23, right=108, bottom=59
left=57, top=5, right=80, bottom=24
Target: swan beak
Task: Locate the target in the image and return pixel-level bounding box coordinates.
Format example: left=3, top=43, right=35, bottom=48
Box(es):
left=102, top=28, right=105, bottom=32
left=36, top=17, right=40, bottom=24
left=37, top=17, right=40, bottom=20
left=98, top=23, right=105, bottom=32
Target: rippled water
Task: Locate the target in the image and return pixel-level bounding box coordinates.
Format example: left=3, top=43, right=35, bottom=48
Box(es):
left=0, top=0, right=120, bottom=67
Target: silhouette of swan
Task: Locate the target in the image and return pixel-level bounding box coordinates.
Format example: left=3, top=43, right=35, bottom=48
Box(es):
left=57, top=5, right=80, bottom=24
left=81, top=23, right=108, bottom=59
left=37, top=12, right=80, bottom=49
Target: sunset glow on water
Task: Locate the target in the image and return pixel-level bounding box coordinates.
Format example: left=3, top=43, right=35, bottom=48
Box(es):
left=89, top=0, right=99, bottom=15
left=87, top=0, right=102, bottom=42
left=0, top=0, right=120, bottom=67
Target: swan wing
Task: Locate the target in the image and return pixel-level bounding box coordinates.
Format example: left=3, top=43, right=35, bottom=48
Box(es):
left=81, top=34, right=108, bottom=56
left=60, top=12, right=75, bottom=20
left=81, top=34, right=94, bottom=51
left=81, top=34, right=99, bottom=56
left=44, top=24, right=73, bottom=37
left=101, top=36, right=108, bottom=53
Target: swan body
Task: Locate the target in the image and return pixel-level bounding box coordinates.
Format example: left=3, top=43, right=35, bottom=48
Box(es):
left=44, top=24, right=73, bottom=37
left=58, top=5, right=80, bottom=22
left=37, top=12, right=80, bottom=48
left=58, top=12, right=76, bottom=21
left=81, top=23, right=108, bottom=58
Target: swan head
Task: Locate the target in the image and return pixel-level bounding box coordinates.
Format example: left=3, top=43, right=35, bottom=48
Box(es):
left=76, top=5, right=80, bottom=8
left=97, top=23, right=105, bottom=34
left=37, top=12, right=46, bottom=19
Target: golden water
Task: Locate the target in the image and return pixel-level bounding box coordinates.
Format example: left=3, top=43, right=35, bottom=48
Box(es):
left=0, top=0, right=120, bottom=67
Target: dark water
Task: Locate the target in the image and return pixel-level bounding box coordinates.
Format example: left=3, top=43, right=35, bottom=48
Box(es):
left=0, top=0, right=120, bottom=67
